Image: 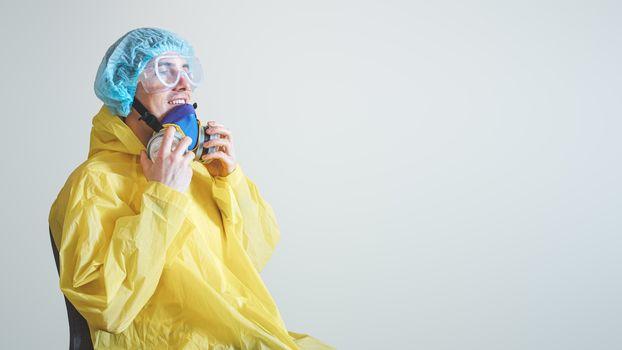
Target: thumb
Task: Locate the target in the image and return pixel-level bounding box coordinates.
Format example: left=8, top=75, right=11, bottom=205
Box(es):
left=139, top=150, right=151, bottom=174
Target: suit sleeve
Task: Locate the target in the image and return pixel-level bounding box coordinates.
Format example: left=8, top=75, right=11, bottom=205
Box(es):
left=212, top=164, right=281, bottom=272
left=57, top=173, right=190, bottom=334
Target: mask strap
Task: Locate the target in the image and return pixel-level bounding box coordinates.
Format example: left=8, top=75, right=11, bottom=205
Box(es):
left=133, top=98, right=163, bottom=132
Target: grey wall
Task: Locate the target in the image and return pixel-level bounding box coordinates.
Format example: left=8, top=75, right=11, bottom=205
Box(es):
left=0, top=0, right=620, bottom=349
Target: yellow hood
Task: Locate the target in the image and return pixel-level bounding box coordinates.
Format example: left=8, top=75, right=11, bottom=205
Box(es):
left=88, top=105, right=145, bottom=158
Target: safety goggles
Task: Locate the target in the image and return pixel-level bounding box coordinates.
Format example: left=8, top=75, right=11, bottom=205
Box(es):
left=139, top=54, right=204, bottom=93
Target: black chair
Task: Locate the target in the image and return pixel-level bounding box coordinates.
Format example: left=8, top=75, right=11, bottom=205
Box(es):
left=49, top=228, right=95, bottom=350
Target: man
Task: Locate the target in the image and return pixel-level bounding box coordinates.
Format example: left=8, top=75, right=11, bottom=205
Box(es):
left=49, top=27, right=334, bottom=350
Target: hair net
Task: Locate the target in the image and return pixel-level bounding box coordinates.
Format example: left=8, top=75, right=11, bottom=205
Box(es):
left=94, top=27, right=195, bottom=117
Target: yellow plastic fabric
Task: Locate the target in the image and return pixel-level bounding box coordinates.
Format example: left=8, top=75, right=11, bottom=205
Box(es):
left=49, top=106, right=335, bottom=350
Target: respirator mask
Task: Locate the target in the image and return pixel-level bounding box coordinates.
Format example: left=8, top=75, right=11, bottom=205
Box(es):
left=132, top=54, right=218, bottom=162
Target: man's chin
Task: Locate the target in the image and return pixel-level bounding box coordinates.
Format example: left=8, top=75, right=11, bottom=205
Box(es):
left=158, top=105, right=176, bottom=118
left=156, top=103, right=190, bottom=120
left=164, top=102, right=191, bottom=113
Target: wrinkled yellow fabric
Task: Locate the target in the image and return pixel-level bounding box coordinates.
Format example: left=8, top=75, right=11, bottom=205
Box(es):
left=49, top=105, right=335, bottom=350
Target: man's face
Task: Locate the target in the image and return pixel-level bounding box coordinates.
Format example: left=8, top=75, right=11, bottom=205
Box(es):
left=134, top=53, right=194, bottom=119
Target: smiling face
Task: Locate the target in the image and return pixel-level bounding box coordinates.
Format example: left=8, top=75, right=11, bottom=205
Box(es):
left=134, top=53, right=194, bottom=119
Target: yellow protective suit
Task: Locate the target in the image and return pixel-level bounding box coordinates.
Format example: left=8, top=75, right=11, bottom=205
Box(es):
left=49, top=105, right=334, bottom=350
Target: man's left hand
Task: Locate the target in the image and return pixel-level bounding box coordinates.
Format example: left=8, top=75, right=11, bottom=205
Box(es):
left=202, top=121, right=237, bottom=177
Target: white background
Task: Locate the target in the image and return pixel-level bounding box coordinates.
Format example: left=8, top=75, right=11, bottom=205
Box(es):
left=0, top=0, right=621, bottom=349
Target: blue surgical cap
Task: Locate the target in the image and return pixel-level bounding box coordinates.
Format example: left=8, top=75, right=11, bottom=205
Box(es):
left=94, top=27, right=195, bottom=117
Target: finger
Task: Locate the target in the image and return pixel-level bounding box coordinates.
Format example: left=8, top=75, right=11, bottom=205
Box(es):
left=206, top=126, right=232, bottom=139
left=173, top=136, right=192, bottom=156
left=201, top=151, right=233, bottom=163
left=139, top=150, right=151, bottom=173
left=182, top=150, right=195, bottom=167
left=203, top=138, right=230, bottom=151
left=159, top=126, right=176, bottom=159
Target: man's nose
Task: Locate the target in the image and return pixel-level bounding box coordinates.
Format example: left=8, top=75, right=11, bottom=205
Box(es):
left=173, top=72, right=192, bottom=91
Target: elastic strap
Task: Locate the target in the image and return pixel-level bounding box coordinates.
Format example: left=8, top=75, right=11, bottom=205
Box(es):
left=133, top=98, right=163, bottom=132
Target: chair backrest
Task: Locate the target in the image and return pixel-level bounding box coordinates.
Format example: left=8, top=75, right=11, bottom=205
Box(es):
left=49, top=228, right=95, bottom=350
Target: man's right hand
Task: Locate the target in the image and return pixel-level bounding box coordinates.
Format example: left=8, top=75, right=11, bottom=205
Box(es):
left=140, top=126, right=194, bottom=193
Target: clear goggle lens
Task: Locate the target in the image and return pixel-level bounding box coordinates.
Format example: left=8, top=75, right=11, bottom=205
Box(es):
left=139, top=54, right=204, bottom=93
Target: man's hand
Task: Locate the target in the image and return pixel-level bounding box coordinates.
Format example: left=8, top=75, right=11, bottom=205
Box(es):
left=202, top=121, right=237, bottom=177
left=140, top=126, right=194, bottom=192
